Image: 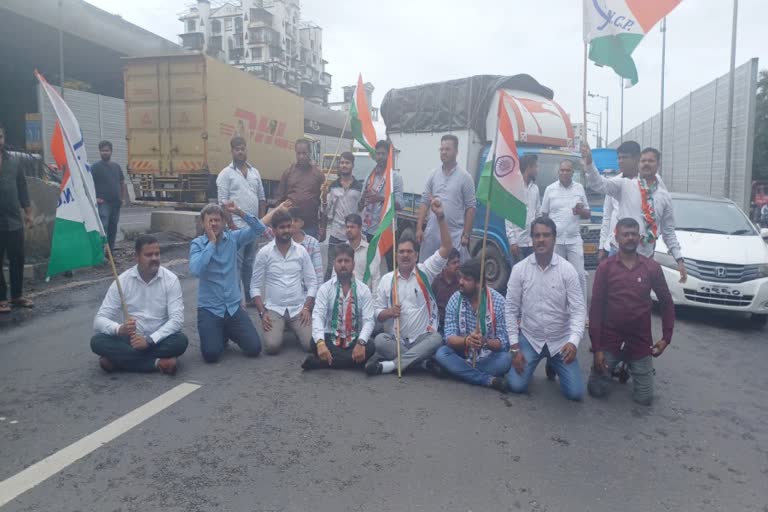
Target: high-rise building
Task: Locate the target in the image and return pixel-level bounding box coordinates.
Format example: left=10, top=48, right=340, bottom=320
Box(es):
left=179, top=0, right=332, bottom=105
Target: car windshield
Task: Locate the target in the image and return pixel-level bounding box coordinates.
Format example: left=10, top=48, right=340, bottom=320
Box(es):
left=673, top=198, right=757, bottom=236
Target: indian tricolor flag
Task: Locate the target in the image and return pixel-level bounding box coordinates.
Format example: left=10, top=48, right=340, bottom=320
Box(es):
left=350, top=74, right=377, bottom=155
left=477, top=91, right=526, bottom=229
left=36, top=72, right=106, bottom=277
left=584, top=0, right=682, bottom=86
left=364, top=145, right=394, bottom=283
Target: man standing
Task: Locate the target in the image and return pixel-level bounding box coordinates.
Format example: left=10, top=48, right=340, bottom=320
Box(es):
left=361, top=140, right=404, bottom=245
left=506, top=154, right=540, bottom=263
left=277, top=138, right=325, bottom=238
left=583, top=145, right=687, bottom=282
left=434, top=258, right=511, bottom=391
left=91, top=235, right=188, bottom=374
left=367, top=198, right=453, bottom=376
left=505, top=217, right=586, bottom=401
left=599, top=141, right=639, bottom=259
left=322, top=151, right=363, bottom=280
left=92, top=140, right=127, bottom=253
left=302, top=243, right=376, bottom=371
left=290, top=207, right=324, bottom=285
left=0, top=125, right=34, bottom=313
left=588, top=218, right=675, bottom=405
left=216, top=136, right=266, bottom=305
left=190, top=201, right=284, bottom=363
left=541, top=159, right=590, bottom=302
left=432, top=248, right=461, bottom=333
left=333, top=213, right=381, bottom=292
left=416, top=134, right=476, bottom=262
left=251, top=209, right=317, bottom=355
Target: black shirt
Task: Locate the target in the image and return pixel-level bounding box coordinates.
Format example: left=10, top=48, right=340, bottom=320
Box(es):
left=0, top=149, right=31, bottom=232
left=91, top=160, right=124, bottom=205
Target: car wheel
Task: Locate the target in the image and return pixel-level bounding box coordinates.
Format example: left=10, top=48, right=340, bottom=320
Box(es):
left=750, top=314, right=767, bottom=328
left=479, top=244, right=510, bottom=292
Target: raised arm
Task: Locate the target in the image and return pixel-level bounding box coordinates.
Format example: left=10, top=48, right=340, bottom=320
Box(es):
left=582, top=145, right=623, bottom=199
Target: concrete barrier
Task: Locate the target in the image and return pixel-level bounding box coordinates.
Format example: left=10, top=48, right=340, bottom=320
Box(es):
left=25, top=177, right=59, bottom=260
left=150, top=211, right=202, bottom=238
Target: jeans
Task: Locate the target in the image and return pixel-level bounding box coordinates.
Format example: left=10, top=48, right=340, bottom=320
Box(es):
left=435, top=345, right=512, bottom=387
left=506, top=335, right=584, bottom=401
left=0, top=229, right=24, bottom=301
left=237, top=241, right=258, bottom=302
left=90, top=332, right=189, bottom=372
left=588, top=353, right=655, bottom=405
left=255, top=310, right=313, bottom=355
left=304, top=335, right=376, bottom=370
left=555, top=243, right=587, bottom=304
left=98, top=202, right=121, bottom=251
left=371, top=331, right=443, bottom=371
left=197, top=307, right=261, bottom=363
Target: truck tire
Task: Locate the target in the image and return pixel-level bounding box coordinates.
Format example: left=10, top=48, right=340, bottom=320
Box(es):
left=479, top=243, right=510, bottom=292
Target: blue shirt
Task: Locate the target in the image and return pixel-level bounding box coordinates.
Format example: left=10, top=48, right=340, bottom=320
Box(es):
left=190, top=214, right=266, bottom=317
left=444, top=288, right=509, bottom=361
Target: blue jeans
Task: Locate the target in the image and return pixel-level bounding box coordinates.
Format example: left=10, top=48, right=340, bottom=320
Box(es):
left=506, top=335, right=584, bottom=401
left=197, top=307, right=261, bottom=363
left=98, top=202, right=121, bottom=251
left=435, top=345, right=512, bottom=387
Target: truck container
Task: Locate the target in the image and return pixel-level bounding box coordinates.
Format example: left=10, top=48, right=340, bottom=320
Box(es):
left=124, top=53, right=304, bottom=203
left=381, top=75, right=602, bottom=290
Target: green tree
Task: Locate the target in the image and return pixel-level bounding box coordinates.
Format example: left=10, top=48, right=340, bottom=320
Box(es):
left=753, top=70, right=768, bottom=180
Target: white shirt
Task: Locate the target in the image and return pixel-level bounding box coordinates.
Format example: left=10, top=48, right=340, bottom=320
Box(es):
left=312, top=277, right=375, bottom=344
left=216, top=162, right=265, bottom=228
left=251, top=240, right=318, bottom=317
left=541, top=180, right=590, bottom=245
left=94, top=265, right=184, bottom=344
left=505, top=253, right=585, bottom=355
left=585, top=164, right=682, bottom=260
left=332, top=238, right=382, bottom=292
left=506, top=180, right=541, bottom=247
left=374, top=251, right=447, bottom=340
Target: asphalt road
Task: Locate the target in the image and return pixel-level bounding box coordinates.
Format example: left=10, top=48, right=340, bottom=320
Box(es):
left=0, top=254, right=767, bottom=512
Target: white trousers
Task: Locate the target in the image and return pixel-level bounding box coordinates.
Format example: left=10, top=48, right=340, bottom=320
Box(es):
left=555, top=243, right=587, bottom=305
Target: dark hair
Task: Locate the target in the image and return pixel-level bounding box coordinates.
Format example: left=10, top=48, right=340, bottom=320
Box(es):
left=617, top=141, right=641, bottom=156
left=345, top=213, right=362, bottom=227
left=641, top=147, right=661, bottom=161
left=530, top=216, right=557, bottom=238
left=288, top=207, right=303, bottom=220
left=459, top=258, right=482, bottom=282
left=397, top=234, right=419, bottom=253
left=441, top=134, right=459, bottom=150
left=340, top=151, right=355, bottom=163
left=271, top=209, right=293, bottom=228
left=230, top=136, right=247, bottom=149
left=520, top=153, right=538, bottom=173
left=375, top=140, right=390, bottom=152
left=559, top=158, right=575, bottom=169
left=615, top=217, right=640, bottom=231
left=447, top=247, right=461, bottom=261
left=135, top=234, right=159, bottom=254
left=295, top=138, right=311, bottom=151
left=98, top=140, right=113, bottom=151
left=334, top=243, right=355, bottom=261
left=200, top=203, right=224, bottom=220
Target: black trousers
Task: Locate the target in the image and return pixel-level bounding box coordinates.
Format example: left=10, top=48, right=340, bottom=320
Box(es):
left=306, top=335, right=375, bottom=369
left=0, top=229, right=24, bottom=301
left=90, top=332, right=189, bottom=372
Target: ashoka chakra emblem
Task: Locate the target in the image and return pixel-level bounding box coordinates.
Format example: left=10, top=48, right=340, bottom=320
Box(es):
left=494, top=155, right=517, bottom=178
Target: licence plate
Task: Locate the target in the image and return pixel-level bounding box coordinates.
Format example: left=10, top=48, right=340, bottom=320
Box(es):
left=700, top=285, right=741, bottom=296
left=583, top=243, right=598, bottom=255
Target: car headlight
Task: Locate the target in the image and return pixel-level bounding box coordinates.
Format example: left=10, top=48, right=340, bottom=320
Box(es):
left=759, top=264, right=768, bottom=278
left=655, top=252, right=678, bottom=270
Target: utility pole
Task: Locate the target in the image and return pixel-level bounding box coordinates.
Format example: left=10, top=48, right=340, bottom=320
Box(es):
left=724, top=0, right=739, bottom=199
left=58, top=0, right=65, bottom=96
left=659, top=17, right=667, bottom=156
left=589, top=91, right=609, bottom=146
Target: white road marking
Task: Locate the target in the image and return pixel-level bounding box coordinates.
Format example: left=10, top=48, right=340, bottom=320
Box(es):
left=0, top=382, right=201, bottom=508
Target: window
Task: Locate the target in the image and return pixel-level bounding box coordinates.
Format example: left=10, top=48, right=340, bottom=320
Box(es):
left=235, top=17, right=243, bottom=34
left=186, top=19, right=196, bottom=32
left=253, top=47, right=263, bottom=61
left=211, top=20, right=221, bottom=34
left=225, top=18, right=233, bottom=31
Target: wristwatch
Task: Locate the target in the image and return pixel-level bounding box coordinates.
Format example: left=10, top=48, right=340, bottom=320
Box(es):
left=356, top=338, right=367, bottom=346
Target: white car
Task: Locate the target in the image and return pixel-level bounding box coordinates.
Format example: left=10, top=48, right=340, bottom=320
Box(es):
left=654, top=193, right=768, bottom=327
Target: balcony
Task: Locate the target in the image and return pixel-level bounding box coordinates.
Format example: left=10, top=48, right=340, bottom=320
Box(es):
left=248, top=27, right=280, bottom=46
left=320, top=72, right=332, bottom=88
left=179, top=32, right=205, bottom=51
left=229, top=48, right=245, bottom=61
left=249, top=8, right=274, bottom=28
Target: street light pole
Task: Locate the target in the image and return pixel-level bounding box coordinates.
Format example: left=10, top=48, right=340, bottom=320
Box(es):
left=620, top=77, right=624, bottom=143
left=588, top=91, right=609, bottom=145
left=660, top=17, right=667, bottom=156
left=724, top=0, right=739, bottom=199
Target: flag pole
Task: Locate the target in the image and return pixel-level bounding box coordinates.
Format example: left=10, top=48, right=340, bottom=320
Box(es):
left=324, top=108, right=351, bottom=180
left=104, top=243, right=129, bottom=320
left=582, top=43, right=588, bottom=146
left=392, top=211, right=402, bottom=378
left=473, top=200, right=492, bottom=368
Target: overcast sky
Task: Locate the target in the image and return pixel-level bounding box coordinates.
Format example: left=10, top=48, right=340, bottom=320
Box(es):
left=91, top=0, right=767, bottom=145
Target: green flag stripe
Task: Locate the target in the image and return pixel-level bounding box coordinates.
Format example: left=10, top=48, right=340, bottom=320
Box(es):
left=364, top=197, right=395, bottom=282
left=46, top=218, right=104, bottom=277
left=477, top=161, right=527, bottom=228
left=589, top=33, right=644, bottom=85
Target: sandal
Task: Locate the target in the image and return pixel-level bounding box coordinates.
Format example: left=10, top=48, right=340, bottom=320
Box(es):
left=10, top=298, right=34, bottom=308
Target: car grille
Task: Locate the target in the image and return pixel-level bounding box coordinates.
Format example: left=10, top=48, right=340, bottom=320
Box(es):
left=683, top=258, right=761, bottom=284
left=683, top=289, right=754, bottom=307
left=581, top=226, right=601, bottom=271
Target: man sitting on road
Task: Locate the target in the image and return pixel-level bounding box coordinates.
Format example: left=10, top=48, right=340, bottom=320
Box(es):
left=366, top=198, right=453, bottom=376
left=588, top=218, right=675, bottom=406
left=190, top=201, right=286, bottom=363
left=91, top=235, right=188, bottom=374
left=432, top=248, right=461, bottom=333
left=505, top=217, right=586, bottom=401
left=302, top=243, right=376, bottom=371
left=252, top=209, right=318, bottom=355
left=434, top=258, right=511, bottom=391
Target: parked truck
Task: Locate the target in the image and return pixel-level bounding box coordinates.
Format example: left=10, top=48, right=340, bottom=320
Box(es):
left=381, top=75, right=602, bottom=289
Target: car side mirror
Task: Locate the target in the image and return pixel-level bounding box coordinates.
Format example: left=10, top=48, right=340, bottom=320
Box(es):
left=761, top=228, right=768, bottom=241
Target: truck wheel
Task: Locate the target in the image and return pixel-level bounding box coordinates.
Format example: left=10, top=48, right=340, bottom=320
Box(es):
left=480, top=244, right=510, bottom=292
left=750, top=314, right=767, bottom=328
